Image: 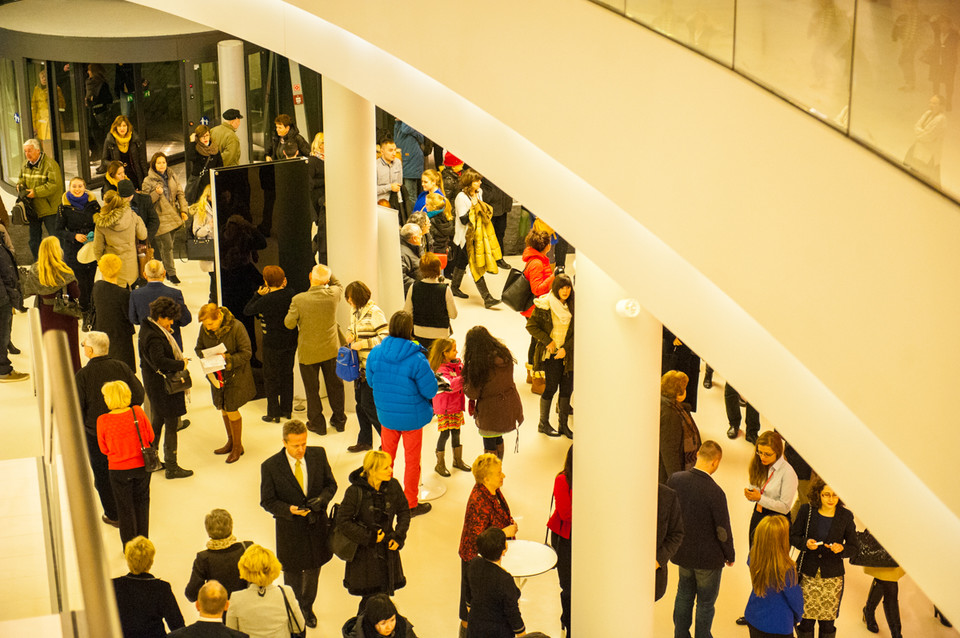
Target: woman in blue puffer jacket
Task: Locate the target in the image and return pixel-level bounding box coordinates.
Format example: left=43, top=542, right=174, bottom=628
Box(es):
left=365, top=311, right=438, bottom=518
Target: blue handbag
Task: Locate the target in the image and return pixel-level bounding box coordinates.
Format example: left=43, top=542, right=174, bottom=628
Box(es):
left=335, top=346, right=360, bottom=382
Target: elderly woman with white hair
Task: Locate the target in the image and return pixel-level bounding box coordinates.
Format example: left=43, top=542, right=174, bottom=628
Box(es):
left=75, top=331, right=144, bottom=528
left=184, top=508, right=252, bottom=602
left=227, top=544, right=305, bottom=638
left=399, top=223, right=423, bottom=295
left=113, top=536, right=184, bottom=638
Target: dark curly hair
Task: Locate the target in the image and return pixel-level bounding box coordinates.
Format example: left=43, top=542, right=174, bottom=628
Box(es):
left=149, top=296, right=182, bottom=321
left=462, top=326, right=515, bottom=390
left=807, top=477, right=842, bottom=509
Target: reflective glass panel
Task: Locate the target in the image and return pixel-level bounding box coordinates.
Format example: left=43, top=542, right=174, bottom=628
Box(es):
left=0, top=58, right=23, bottom=186
left=625, top=0, right=735, bottom=66
left=139, top=61, right=185, bottom=162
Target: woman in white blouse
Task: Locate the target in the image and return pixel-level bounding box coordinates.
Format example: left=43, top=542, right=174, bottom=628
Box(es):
left=744, top=430, right=798, bottom=544
left=226, top=544, right=304, bottom=638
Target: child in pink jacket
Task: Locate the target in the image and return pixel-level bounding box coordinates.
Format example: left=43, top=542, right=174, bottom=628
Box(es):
left=428, top=338, right=472, bottom=476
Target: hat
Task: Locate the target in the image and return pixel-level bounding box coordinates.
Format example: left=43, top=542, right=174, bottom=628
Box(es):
left=222, top=108, right=243, bottom=121
left=117, top=179, right=135, bottom=198
left=443, top=152, right=463, bottom=168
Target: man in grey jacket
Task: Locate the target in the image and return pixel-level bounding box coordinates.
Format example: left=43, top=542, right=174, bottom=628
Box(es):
left=284, top=264, right=346, bottom=435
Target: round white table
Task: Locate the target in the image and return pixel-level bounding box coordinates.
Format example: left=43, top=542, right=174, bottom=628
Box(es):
left=500, top=539, right=557, bottom=589
left=418, top=475, right=447, bottom=501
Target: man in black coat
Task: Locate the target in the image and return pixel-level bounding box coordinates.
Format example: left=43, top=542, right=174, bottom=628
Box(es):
left=466, top=527, right=525, bottom=638
left=260, top=419, right=337, bottom=628
left=667, top=440, right=735, bottom=638
left=75, top=331, right=144, bottom=526
left=168, top=581, right=248, bottom=638
left=656, top=482, right=685, bottom=602
left=0, top=226, right=28, bottom=382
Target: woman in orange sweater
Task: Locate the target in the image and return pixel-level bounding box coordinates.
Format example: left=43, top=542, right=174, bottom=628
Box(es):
left=97, top=380, right=154, bottom=549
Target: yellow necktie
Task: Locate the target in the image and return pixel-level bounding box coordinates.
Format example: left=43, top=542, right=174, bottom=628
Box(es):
left=295, top=460, right=305, bottom=492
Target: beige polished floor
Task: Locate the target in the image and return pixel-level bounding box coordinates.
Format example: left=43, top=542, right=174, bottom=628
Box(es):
left=0, top=253, right=957, bottom=638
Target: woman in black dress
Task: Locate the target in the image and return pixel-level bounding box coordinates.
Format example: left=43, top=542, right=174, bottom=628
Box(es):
left=244, top=265, right=297, bottom=423
left=91, top=253, right=135, bottom=369
left=57, top=176, right=99, bottom=310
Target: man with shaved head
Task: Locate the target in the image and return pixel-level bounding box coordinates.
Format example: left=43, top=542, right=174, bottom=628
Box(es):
left=284, top=264, right=346, bottom=435
left=166, top=580, right=248, bottom=637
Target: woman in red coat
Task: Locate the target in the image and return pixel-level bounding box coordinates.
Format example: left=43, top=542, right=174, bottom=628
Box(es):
left=521, top=229, right=554, bottom=374
left=458, top=453, right=517, bottom=638
left=547, top=445, right=573, bottom=636
left=97, top=379, right=154, bottom=549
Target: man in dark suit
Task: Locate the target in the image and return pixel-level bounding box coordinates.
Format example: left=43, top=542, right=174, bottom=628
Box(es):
left=260, top=420, right=337, bottom=628
left=167, top=580, right=248, bottom=637
left=466, top=527, right=525, bottom=638
left=656, top=482, right=684, bottom=602
left=75, top=331, right=144, bottom=527
left=667, top=440, right=735, bottom=638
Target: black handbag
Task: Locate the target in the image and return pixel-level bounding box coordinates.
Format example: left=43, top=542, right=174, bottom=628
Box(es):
left=851, top=529, right=898, bottom=568
left=131, top=408, right=162, bottom=473
left=11, top=199, right=36, bottom=225
left=53, top=288, right=83, bottom=319
left=161, top=368, right=192, bottom=394
left=328, top=502, right=359, bottom=561
left=185, top=237, right=215, bottom=261
left=500, top=267, right=534, bottom=312
left=82, top=306, right=96, bottom=332
left=280, top=585, right=306, bottom=638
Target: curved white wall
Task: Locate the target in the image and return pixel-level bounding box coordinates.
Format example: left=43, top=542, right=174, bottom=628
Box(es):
left=130, top=0, right=960, bottom=616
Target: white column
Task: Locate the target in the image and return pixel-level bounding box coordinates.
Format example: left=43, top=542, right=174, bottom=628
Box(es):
left=377, top=205, right=404, bottom=316
left=572, top=253, right=662, bottom=635
left=216, top=40, right=248, bottom=164
left=321, top=77, right=378, bottom=326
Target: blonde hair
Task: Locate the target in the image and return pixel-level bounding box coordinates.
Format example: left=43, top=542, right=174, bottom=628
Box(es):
left=100, top=190, right=127, bottom=216
left=36, top=236, right=73, bottom=287
left=101, top=380, right=132, bottom=411
left=311, top=132, right=325, bottom=155
left=124, top=536, right=156, bottom=575
left=749, top=515, right=797, bottom=596
left=193, top=184, right=213, bottom=226
left=198, top=303, right=221, bottom=321
left=425, top=192, right=445, bottom=211
left=237, top=544, right=282, bottom=587
left=472, top=453, right=501, bottom=484
left=97, top=253, right=122, bottom=279
left=361, top=450, right=393, bottom=479
left=660, top=370, right=689, bottom=400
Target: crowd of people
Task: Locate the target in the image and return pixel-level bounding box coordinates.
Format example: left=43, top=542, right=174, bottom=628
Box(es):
left=1, top=108, right=946, bottom=638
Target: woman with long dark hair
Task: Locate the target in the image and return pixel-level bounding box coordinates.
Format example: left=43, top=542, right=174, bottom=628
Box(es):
left=790, top=480, right=858, bottom=638
left=98, top=115, right=148, bottom=187
left=547, top=446, right=573, bottom=636
left=449, top=169, right=501, bottom=307
left=462, top=326, right=523, bottom=459
left=526, top=273, right=574, bottom=438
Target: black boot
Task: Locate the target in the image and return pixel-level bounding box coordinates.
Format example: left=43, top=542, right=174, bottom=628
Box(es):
left=558, top=397, right=573, bottom=439
left=883, top=594, right=903, bottom=636
left=702, top=365, right=713, bottom=389
left=495, top=442, right=504, bottom=460
left=474, top=276, right=501, bottom=309
left=538, top=398, right=561, bottom=437
left=862, top=580, right=882, bottom=633
left=450, top=268, right=469, bottom=298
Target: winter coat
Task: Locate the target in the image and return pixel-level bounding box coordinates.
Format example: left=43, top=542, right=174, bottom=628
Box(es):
left=400, top=239, right=421, bottom=295
left=337, top=467, right=410, bottom=597
left=18, top=153, right=63, bottom=218
left=129, top=191, right=160, bottom=240
left=138, top=319, right=187, bottom=420
left=142, top=168, right=188, bottom=236
left=365, top=336, right=437, bottom=431
left=0, top=232, right=21, bottom=310
left=526, top=294, right=574, bottom=374
left=183, top=540, right=251, bottom=602
left=75, top=355, right=144, bottom=437
left=433, top=360, right=465, bottom=416
left=462, top=197, right=502, bottom=281
left=342, top=612, right=417, bottom=638
left=98, top=131, right=148, bottom=185
left=284, top=276, right=343, bottom=365
left=268, top=124, right=310, bottom=160
left=57, top=192, right=99, bottom=270
left=393, top=121, right=424, bottom=179
left=520, top=247, right=553, bottom=317
left=195, top=307, right=256, bottom=412
left=91, top=281, right=136, bottom=370
left=210, top=122, right=240, bottom=166
left=92, top=202, right=147, bottom=287
left=428, top=205, right=454, bottom=255
left=659, top=396, right=701, bottom=484
left=463, top=356, right=523, bottom=435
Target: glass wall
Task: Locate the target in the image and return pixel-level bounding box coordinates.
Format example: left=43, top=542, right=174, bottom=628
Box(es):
left=139, top=61, right=185, bottom=163
left=0, top=57, right=23, bottom=187
left=589, top=0, right=960, bottom=202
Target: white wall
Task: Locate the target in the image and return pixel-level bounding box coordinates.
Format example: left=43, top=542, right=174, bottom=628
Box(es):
left=128, top=0, right=960, bottom=616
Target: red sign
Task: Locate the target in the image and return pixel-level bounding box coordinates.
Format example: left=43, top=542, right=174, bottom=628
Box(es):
left=293, top=84, right=301, bottom=92
left=293, top=94, right=303, bottom=105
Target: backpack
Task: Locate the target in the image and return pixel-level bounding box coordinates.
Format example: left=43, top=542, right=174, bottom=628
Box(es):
left=335, top=346, right=360, bottom=382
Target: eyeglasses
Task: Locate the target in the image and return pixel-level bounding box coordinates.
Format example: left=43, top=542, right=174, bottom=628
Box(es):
left=756, top=451, right=776, bottom=459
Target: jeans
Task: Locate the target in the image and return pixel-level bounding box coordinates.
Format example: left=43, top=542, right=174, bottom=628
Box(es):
left=355, top=376, right=382, bottom=445
left=28, top=215, right=58, bottom=261
left=0, top=302, right=12, bottom=375
left=673, top=566, right=722, bottom=638
left=381, top=427, right=423, bottom=508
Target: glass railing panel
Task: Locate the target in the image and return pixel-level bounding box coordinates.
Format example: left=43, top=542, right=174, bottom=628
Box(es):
left=594, top=0, right=627, bottom=11
left=848, top=0, right=959, bottom=199
left=734, top=0, right=855, bottom=131
left=624, top=0, right=735, bottom=66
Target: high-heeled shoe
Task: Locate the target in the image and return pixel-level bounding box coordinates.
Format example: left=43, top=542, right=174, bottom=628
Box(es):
left=935, top=607, right=953, bottom=627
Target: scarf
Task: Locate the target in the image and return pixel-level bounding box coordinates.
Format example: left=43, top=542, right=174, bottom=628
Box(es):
left=157, top=171, right=171, bottom=201
left=148, top=318, right=184, bottom=360
left=195, top=139, right=218, bottom=157
left=206, top=534, right=238, bottom=551
left=112, top=131, right=131, bottom=154
left=105, top=172, right=119, bottom=187
left=547, top=292, right=572, bottom=350
left=66, top=191, right=88, bottom=210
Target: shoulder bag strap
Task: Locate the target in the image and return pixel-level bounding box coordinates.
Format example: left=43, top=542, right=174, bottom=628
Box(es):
left=279, top=585, right=303, bottom=633
left=130, top=407, right=147, bottom=451
left=544, top=490, right=555, bottom=544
